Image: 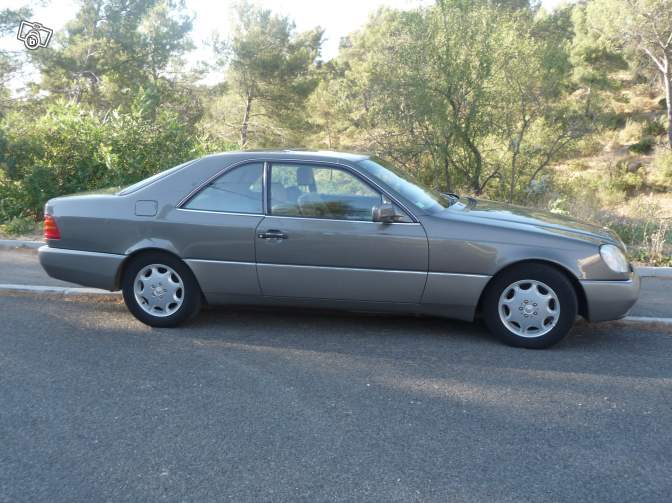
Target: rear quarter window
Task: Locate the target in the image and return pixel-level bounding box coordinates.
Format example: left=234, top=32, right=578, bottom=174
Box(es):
left=117, top=160, right=196, bottom=196
left=183, top=163, right=264, bottom=214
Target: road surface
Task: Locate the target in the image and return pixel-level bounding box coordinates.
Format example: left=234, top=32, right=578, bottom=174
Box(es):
left=1, top=291, right=671, bottom=502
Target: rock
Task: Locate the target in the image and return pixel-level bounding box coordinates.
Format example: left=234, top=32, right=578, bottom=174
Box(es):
left=626, top=160, right=643, bottom=173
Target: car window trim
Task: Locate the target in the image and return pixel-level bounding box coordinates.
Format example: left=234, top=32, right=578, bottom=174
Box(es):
left=177, top=160, right=265, bottom=211
left=176, top=208, right=264, bottom=217
left=265, top=160, right=418, bottom=224
left=264, top=214, right=420, bottom=225
left=262, top=161, right=269, bottom=215
left=177, top=157, right=419, bottom=223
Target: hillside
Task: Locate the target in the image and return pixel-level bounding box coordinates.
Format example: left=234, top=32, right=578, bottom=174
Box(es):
left=543, top=72, right=671, bottom=265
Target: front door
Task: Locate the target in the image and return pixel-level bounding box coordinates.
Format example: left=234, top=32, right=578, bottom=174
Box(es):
left=255, top=162, right=429, bottom=303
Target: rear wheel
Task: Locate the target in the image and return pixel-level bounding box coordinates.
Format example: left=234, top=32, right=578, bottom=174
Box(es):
left=121, top=252, right=202, bottom=327
left=482, top=264, right=577, bottom=349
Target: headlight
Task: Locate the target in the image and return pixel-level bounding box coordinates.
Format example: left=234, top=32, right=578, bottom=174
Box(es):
left=600, top=244, right=629, bottom=273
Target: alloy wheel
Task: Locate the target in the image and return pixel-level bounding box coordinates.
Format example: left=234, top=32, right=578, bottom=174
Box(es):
left=498, top=279, right=560, bottom=338
left=133, top=264, right=185, bottom=317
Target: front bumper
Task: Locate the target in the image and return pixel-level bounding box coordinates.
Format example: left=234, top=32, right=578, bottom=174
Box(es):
left=38, top=245, right=125, bottom=291
left=581, top=272, right=641, bottom=322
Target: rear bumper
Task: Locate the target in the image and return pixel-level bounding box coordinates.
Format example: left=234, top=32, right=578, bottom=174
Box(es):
left=38, top=245, right=124, bottom=291
left=581, top=272, right=641, bottom=322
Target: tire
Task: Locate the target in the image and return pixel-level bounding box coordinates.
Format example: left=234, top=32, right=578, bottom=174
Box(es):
left=482, top=263, right=577, bottom=349
left=121, top=251, right=202, bottom=328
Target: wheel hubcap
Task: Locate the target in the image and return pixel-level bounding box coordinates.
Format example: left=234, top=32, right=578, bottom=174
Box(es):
left=498, top=279, right=560, bottom=338
left=133, top=264, right=184, bottom=317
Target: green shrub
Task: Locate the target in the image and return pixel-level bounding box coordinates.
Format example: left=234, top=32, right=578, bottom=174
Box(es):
left=548, top=196, right=570, bottom=216
left=0, top=171, right=22, bottom=222
left=571, top=135, right=603, bottom=157
left=619, top=118, right=644, bottom=144
left=1, top=103, right=108, bottom=218
left=0, top=100, right=229, bottom=220
left=610, top=171, right=645, bottom=193
left=566, top=159, right=591, bottom=171
left=649, top=150, right=672, bottom=190
left=605, top=159, right=646, bottom=194
left=605, top=218, right=646, bottom=246
left=628, top=136, right=654, bottom=154
left=601, top=112, right=626, bottom=130
left=643, top=118, right=667, bottom=137
left=0, top=216, right=37, bottom=236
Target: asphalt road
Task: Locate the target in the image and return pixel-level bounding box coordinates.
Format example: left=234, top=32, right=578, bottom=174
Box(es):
left=1, top=292, right=671, bottom=502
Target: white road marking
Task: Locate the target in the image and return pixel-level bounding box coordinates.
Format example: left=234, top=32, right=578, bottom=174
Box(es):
left=620, top=316, right=672, bottom=326
left=0, top=284, right=119, bottom=296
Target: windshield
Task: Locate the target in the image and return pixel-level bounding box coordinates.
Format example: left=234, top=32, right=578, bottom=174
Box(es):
left=117, top=160, right=196, bottom=195
left=358, top=157, right=452, bottom=212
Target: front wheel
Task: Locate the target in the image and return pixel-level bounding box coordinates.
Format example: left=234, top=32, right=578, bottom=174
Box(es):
left=121, top=252, right=202, bottom=327
left=482, top=264, right=577, bottom=349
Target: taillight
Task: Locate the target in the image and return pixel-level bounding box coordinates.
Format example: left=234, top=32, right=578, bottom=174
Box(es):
left=44, top=215, right=61, bottom=240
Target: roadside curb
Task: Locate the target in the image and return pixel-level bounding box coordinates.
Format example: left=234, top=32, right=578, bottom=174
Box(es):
left=619, top=316, right=672, bottom=326
left=636, top=267, right=672, bottom=278
left=0, top=239, right=43, bottom=250
left=0, top=284, right=119, bottom=296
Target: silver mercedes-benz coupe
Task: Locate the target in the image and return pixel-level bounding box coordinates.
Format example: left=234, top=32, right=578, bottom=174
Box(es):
left=39, top=150, right=640, bottom=348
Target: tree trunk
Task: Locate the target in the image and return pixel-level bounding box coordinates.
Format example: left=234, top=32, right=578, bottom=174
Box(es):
left=509, top=156, right=517, bottom=204
left=443, top=158, right=451, bottom=192
left=472, top=155, right=482, bottom=195
left=240, top=94, right=252, bottom=149
left=461, top=134, right=482, bottom=194
left=584, top=86, right=592, bottom=118
left=665, top=70, right=672, bottom=148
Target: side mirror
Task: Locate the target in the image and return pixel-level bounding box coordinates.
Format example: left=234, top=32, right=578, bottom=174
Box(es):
left=372, top=203, right=397, bottom=223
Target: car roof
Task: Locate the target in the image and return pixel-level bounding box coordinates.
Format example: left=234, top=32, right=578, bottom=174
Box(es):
left=202, top=150, right=371, bottom=163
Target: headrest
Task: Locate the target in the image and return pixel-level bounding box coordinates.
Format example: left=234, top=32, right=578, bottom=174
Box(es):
left=297, top=166, right=314, bottom=186
left=271, top=182, right=287, bottom=200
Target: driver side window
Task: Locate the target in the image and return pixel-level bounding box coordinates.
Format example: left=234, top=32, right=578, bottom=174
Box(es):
left=269, top=164, right=382, bottom=221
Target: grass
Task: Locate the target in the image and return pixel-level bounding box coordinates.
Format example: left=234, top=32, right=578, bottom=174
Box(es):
left=548, top=146, right=671, bottom=266
left=0, top=217, right=43, bottom=241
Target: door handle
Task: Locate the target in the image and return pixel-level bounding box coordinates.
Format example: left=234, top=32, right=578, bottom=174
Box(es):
left=257, top=229, right=288, bottom=240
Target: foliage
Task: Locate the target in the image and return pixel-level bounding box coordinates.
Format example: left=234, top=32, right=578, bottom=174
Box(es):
left=643, top=118, right=668, bottom=137
left=210, top=1, right=323, bottom=148
left=0, top=6, right=31, bottom=111
left=569, top=3, right=627, bottom=117
left=308, top=1, right=579, bottom=201
left=649, top=149, right=672, bottom=189
left=618, top=119, right=645, bottom=144
left=628, top=136, right=654, bottom=154
left=30, top=0, right=195, bottom=112
left=600, top=112, right=626, bottom=131
left=584, top=0, right=672, bottom=147
left=0, top=216, right=37, bottom=236
left=0, top=100, right=223, bottom=220
left=609, top=170, right=646, bottom=193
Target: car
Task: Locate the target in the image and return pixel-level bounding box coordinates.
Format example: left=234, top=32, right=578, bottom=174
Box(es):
left=38, top=150, right=640, bottom=348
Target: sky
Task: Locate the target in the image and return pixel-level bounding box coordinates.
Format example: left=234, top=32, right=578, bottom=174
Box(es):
left=1, top=0, right=568, bottom=92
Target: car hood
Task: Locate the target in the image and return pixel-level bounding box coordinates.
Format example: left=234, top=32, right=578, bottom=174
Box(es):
left=439, top=198, right=622, bottom=246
